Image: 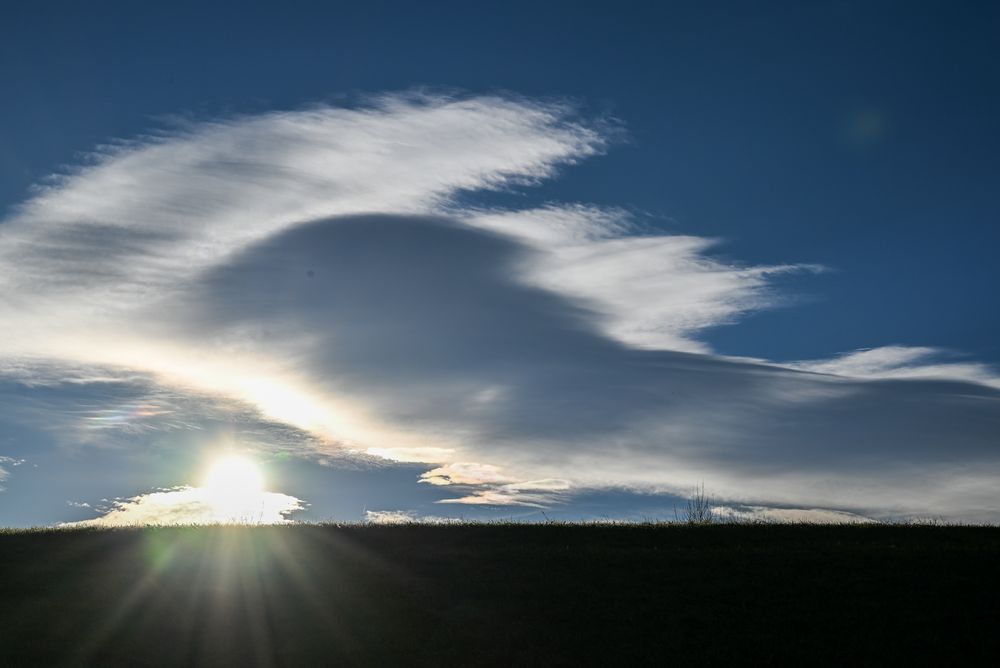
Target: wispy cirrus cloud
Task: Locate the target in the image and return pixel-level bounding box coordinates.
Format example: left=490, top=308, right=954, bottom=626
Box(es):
left=438, top=479, right=573, bottom=507
left=467, top=205, right=819, bottom=352
left=1, top=92, right=998, bottom=524
left=0, top=456, right=26, bottom=490
left=787, top=346, right=1000, bottom=389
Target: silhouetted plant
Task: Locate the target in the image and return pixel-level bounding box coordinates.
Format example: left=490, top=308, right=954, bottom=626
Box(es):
left=680, top=482, right=715, bottom=524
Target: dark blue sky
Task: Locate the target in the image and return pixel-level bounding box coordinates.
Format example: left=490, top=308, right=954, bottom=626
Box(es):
left=2, top=1, right=998, bottom=364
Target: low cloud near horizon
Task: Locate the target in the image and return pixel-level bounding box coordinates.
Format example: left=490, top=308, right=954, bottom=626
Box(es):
left=1, top=93, right=998, bottom=524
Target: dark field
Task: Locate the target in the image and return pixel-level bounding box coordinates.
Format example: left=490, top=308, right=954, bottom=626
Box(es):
left=1, top=524, right=999, bottom=666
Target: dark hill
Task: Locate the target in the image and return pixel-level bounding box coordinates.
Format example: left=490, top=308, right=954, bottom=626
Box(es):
left=1, top=523, right=998, bottom=666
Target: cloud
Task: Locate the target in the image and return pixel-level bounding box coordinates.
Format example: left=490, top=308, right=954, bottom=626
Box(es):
left=0, top=92, right=603, bottom=354
left=365, top=447, right=456, bottom=464
left=420, top=462, right=571, bottom=506
left=467, top=205, right=819, bottom=352
left=167, top=213, right=999, bottom=515
left=787, top=346, right=1000, bottom=388
left=439, top=480, right=573, bottom=507
left=0, top=363, right=331, bottom=459
left=712, top=505, right=874, bottom=524
left=420, top=463, right=516, bottom=486
left=65, top=485, right=304, bottom=527
left=0, top=456, right=25, bottom=490
left=364, top=510, right=458, bottom=524
left=0, top=92, right=998, bottom=523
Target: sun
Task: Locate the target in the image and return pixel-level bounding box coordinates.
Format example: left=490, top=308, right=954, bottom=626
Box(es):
left=203, top=455, right=264, bottom=496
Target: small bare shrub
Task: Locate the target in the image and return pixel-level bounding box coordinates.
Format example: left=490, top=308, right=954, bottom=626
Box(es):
left=678, top=482, right=715, bottom=524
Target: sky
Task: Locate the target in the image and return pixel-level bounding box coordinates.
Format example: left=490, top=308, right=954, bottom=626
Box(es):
left=0, top=1, right=998, bottom=526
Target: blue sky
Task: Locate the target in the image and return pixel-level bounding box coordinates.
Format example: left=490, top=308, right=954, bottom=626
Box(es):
left=1, top=1, right=998, bottom=526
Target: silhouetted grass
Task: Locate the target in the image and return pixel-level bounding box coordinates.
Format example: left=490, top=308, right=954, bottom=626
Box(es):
left=1, top=523, right=998, bottom=666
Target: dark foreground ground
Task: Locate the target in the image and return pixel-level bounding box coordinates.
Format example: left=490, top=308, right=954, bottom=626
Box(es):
left=1, top=524, right=999, bottom=666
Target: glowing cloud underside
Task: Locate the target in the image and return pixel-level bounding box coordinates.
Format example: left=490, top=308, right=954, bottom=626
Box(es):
left=69, top=457, right=301, bottom=527
left=67, top=486, right=303, bottom=527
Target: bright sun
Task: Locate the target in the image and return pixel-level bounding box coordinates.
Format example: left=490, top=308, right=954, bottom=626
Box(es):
left=204, top=455, right=265, bottom=496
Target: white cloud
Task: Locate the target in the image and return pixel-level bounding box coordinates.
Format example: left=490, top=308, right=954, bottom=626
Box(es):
left=0, top=92, right=997, bottom=523
left=438, top=478, right=573, bottom=507
left=363, top=510, right=458, bottom=524
left=420, top=462, right=515, bottom=486
left=365, top=447, right=456, bottom=464
left=0, top=94, right=600, bottom=338
left=788, top=346, right=1000, bottom=388
left=418, top=462, right=572, bottom=507
left=0, top=93, right=614, bottom=465
left=712, top=505, right=874, bottom=524
left=0, top=456, right=25, bottom=490
left=468, top=205, right=819, bottom=352
left=65, top=485, right=304, bottom=527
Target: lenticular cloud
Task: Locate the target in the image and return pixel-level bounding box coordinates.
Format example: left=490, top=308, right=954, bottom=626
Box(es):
left=1, top=92, right=999, bottom=522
